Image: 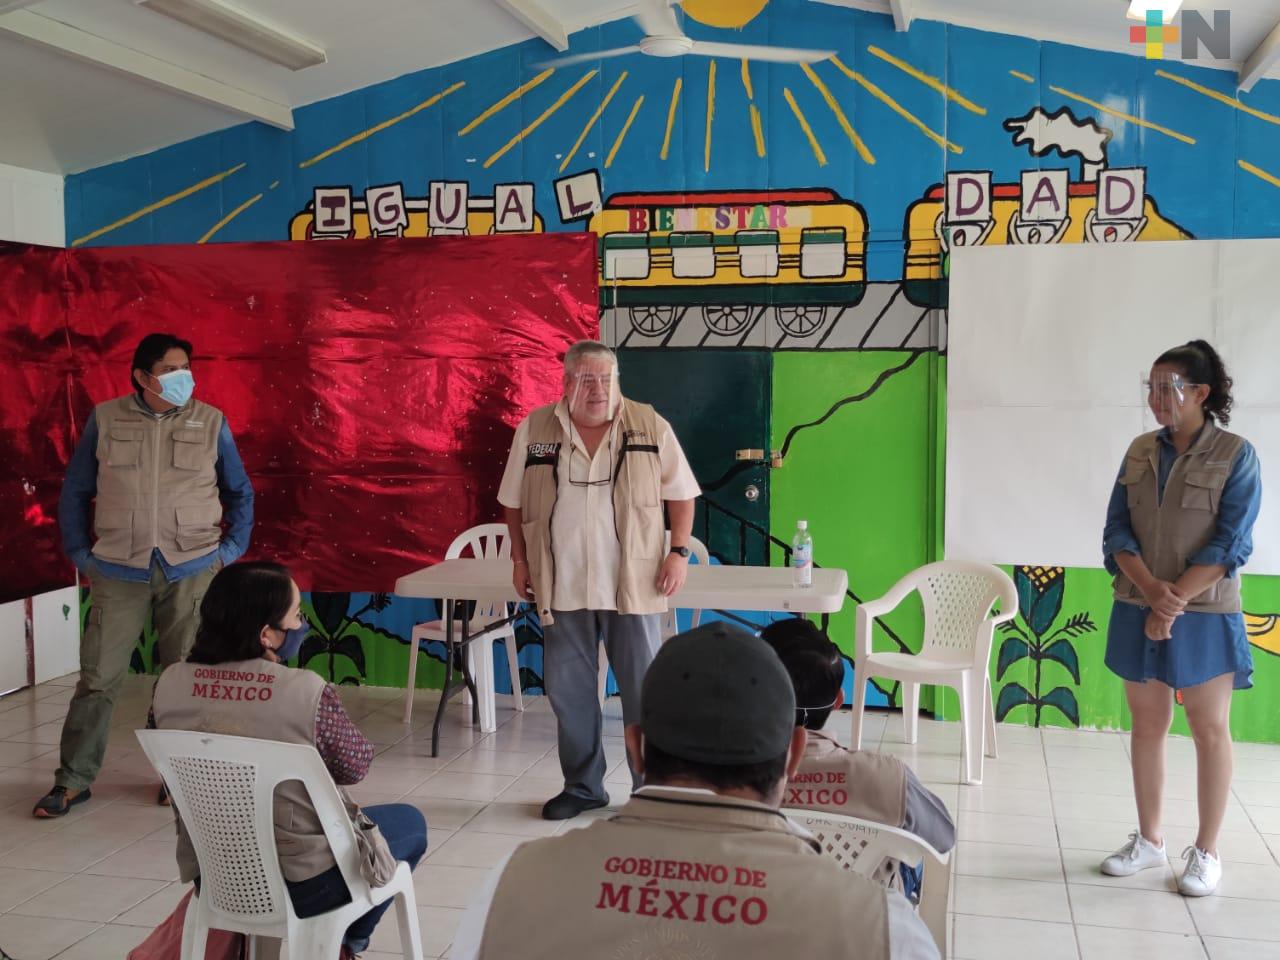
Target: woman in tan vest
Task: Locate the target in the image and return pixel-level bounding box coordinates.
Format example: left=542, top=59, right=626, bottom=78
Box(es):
left=152, top=563, right=428, bottom=959
left=1099, top=341, right=1261, bottom=898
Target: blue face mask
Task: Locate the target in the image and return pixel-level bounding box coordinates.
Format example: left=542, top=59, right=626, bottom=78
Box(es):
left=152, top=369, right=194, bottom=406
left=275, top=624, right=309, bottom=662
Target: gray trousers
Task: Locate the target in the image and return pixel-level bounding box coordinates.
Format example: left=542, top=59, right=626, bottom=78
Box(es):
left=543, top=609, right=661, bottom=801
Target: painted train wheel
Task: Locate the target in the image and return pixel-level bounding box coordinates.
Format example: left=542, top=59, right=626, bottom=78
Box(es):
left=777, top=305, right=828, bottom=337
left=629, top=305, right=676, bottom=336
left=702, top=305, right=752, bottom=336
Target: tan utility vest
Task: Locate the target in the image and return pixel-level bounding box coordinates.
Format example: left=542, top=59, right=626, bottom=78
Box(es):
left=476, top=787, right=892, bottom=960
left=92, top=395, right=224, bottom=569
left=1113, top=423, right=1246, bottom=613
left=788, top=731, right=908, bottom=827
left=518, top=399, right=666, bottom=624
left=152, top=658, right=382, bottom=883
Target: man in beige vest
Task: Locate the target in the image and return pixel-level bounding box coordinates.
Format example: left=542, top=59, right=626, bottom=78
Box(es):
left=761, top=618, right=955, bottom=896
left=498, top=340, right=700, bottom=820
left=37, top=333, right=254, bottom=817
left=451, top=622, right=939, bottom=959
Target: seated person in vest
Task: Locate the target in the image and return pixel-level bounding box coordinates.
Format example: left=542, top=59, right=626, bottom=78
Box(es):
left=498, top=339, right=700, bottom=821
left=450, top=622, right=940, bottom=960
left=38, top=332, right=254, bottom=817
left=151, top=562, right=426, bottom=960
left=761, top=618, right=955, bottom=898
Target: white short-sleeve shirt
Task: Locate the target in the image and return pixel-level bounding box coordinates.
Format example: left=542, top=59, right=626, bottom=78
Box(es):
left=497, top=400, right=700, bottom=613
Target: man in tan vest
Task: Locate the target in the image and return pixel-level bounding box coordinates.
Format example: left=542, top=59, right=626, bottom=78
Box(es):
left=36, top=333, right=254, bottom=818
left=761, top=618, right=955, bottom=896
left=450, top=622, right=939, bottom=959
left=498, top=340, right=699, bottom=820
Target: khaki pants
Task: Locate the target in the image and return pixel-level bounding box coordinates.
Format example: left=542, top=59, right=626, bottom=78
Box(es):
left=55, top=559, right=220, bottom=792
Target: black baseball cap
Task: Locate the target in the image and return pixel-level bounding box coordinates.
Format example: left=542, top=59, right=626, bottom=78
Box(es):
left=640, top=622, right=796, bottom=765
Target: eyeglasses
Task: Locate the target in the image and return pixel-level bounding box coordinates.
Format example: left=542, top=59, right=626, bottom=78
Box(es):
left=567, top=432, right=612, bottom=488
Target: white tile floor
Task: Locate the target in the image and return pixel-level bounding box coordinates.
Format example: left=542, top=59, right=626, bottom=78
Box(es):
left=1, top=675, right=1279, bottom=959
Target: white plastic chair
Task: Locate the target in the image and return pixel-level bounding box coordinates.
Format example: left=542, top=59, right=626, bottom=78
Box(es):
left=851, top=560, right=1017, bottom=785
left=597, top=535, right=708, bottom=704
left=135, top=729, right=422, bottom=960
left=784, top=807, right=950, bottom=959
left=404, top=523, right=523, bottom=727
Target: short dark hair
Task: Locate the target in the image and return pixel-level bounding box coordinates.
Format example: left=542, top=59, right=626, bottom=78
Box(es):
left=642, top=741, right=788, bottom=798
left=188, top=562, right=293, bottom=665
left=1155, top=339, right=1234, bottom=426
left=759, top=618, right=844, bottom=730
left=131, top=333, right=193, bottom=395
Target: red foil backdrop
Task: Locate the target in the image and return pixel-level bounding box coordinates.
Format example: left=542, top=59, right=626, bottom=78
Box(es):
left=0, top=234, right=597, bottom=603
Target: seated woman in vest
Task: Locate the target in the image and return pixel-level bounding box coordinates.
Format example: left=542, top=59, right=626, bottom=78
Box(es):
left=761, top=618, right=955, bottom=899
left=152, top=562, right=427, bottom=960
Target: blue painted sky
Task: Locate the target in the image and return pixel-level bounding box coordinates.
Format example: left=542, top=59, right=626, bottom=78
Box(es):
left=64, top=0, right=1280, bottom=280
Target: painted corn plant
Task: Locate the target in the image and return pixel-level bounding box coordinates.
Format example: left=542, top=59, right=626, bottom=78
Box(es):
left=299, top=591, right=400, bottom=685
left=995, top=565, right=1097, bottom=726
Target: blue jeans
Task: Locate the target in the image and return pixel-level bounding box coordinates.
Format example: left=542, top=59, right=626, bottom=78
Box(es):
left=287, top=803, right=428, bottom=952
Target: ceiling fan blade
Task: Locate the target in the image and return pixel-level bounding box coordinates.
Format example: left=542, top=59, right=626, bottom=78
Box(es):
left=633, top=0, right=683, bottom=38
left=687, top=40, right=835, bottom=63
left=534, top=45, right=642, bottom=69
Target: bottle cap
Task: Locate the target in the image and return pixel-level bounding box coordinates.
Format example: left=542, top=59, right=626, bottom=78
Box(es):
left=797, top=520, right=807, bottom=530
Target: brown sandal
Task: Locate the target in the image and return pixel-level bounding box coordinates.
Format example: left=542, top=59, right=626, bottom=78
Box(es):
left=32, top=786, right=90, bottom=818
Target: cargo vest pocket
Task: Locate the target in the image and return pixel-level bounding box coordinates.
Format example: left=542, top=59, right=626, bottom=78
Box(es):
left=172, top=429, right=207, bottom=471
left=93, top=507, right=133, bottom=561
left=1119, top=457, right=1148, bottom=509
left=105, top=428, right=142, bottom=468
left=175, top=504, right=221, bottom=552
left=1182, top=470, right=1226, bottom=513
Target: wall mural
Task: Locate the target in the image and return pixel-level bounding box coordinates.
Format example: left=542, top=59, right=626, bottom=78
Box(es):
left=64, top=0, right=1280, bottom=740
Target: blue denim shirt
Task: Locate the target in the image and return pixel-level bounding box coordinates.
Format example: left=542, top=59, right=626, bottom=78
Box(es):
left=1102, top=428, right=1261, bottom=577
left=59, top=399, right=255, bottom=583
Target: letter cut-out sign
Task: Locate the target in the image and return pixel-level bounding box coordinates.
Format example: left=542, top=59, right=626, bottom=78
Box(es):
left=365, top=184, right=409, bottom=237
left=555, top=170, right=602, bottom=223
left=494, top=183, right=535, bottom=233
left=313, top=187, right=353, bottom=239
left=429, top=181, right=469, bottom=236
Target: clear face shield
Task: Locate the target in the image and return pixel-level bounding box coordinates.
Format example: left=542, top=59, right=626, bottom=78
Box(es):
left=565, top=361, right=619, bottom=427
left=1143, top=369, right=1204, bottom=433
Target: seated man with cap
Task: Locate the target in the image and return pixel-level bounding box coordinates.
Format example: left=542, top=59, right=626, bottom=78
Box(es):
left=450, top=622, right=939, bottom=960
left=761, top=618, right=955, bottom=896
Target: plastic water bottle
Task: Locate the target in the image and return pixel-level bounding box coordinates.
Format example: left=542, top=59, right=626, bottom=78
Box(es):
left=791, top=520, right=813, bottom=589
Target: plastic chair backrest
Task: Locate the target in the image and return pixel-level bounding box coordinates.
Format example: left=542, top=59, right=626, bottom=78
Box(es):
left=445, top=523, right=512, bottom=621
left=135, top=729, right=365, bottom=938
left=783, top=807, right=950, bottom=957
left=660, top=534, right=709, bottom=637
left=915, top=560, right=1017, bottom=663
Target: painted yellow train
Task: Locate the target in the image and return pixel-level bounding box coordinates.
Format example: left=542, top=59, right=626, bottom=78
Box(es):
left=589, top=188, right=867, bottom=338
left=901, top=180, right=1191, bottom=307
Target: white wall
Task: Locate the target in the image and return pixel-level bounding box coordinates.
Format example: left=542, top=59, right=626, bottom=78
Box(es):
left=0, top=162, right=64, bottom=247
left=0, top=162, right=76, bottom=691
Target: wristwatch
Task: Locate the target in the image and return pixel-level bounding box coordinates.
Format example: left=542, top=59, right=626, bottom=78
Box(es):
left=669, top=545, right=690, bottom=558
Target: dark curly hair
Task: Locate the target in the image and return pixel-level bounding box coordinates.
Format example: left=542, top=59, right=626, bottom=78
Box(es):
left=1155, top=340, right=1234, bottom=426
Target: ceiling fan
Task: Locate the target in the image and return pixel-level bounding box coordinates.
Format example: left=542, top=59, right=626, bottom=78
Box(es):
left=536, top=0, right=834, bottom=68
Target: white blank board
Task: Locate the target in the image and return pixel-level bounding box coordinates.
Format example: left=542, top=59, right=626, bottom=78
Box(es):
left=947, top=239, right=1278, bottom=574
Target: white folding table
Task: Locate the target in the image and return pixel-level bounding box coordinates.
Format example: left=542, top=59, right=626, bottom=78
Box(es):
left=394, top=559, right=849, bottom=756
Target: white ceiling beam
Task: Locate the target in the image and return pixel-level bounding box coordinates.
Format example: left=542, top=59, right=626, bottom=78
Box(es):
left=1239, top=16, right=1280, bottom=93
left=0, top=9, right=294, bottom=129
left=889, top=0, right=914, bottom=31
left=491, top=0, right=568, bottom=52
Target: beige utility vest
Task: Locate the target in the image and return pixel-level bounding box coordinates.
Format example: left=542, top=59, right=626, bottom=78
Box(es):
left=1113, top=423, right=1246, bottom=613
left=477, top=788, right=892, bottom=960
left=152, top=658, right=382, bottom=883
left=788, top=731, right=908, bottom=827
left=518, top=399, right=666, bottom=624
left=92, top=395, right=225, bottom=570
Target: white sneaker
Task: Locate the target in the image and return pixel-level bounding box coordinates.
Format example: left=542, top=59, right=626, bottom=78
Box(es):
left=1178, top=846, right=1222, bottom=897
left=1100, top=830, right=1167, bottom=877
